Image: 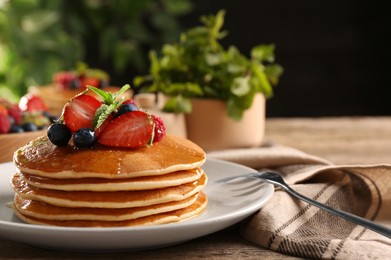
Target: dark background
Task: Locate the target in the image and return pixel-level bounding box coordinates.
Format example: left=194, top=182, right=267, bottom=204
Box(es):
left=182, top=0, right=390, bottom=117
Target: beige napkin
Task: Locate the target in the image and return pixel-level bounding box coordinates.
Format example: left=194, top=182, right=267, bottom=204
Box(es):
left=208, top=145, right=391, bottom=260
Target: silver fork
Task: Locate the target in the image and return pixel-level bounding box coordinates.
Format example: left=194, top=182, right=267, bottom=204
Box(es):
left=216, top=171, right=391, bottom=239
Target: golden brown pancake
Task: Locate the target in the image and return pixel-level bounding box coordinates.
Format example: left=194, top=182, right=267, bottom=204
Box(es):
left=21, top=168, right=203, bottom=191
left=13, top=193, right=199, bottom=221
left=12, top=133, right=208, bottom=227
left=12, top=172, right=207, bottom=208
left=14, top=135, right=206, bottom=179
left=13, top=192, right=207, bottom=227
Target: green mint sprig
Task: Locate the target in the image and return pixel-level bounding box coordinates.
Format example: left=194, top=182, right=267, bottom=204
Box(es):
left=88, top=84, right=130, bottom=130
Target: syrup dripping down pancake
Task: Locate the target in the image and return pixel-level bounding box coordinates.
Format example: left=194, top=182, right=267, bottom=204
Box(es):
left=21, top=168, right=203, bottom=191
left=13, top=192, right=208, bottom=227
left=14, top=135, right=206, bottom=179
left=13, top=193, right=199, bottom=221
left=12, top=172, right=207, bottom=208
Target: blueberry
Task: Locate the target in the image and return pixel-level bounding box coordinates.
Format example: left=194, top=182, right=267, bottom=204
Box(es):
left=73, top=128, right=96, bottom=148
left=10, top=125, right=24, bottom=133
left=21, top=122, right=38, bottom=132
left=117, top=104, right=138, bottom=117
left=47, top=123, right=72, bottom=146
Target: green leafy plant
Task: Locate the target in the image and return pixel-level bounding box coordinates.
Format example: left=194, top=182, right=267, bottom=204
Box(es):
left=0, top=0, right=193, bottom=99
left=134, top=10, right=283, bottom=120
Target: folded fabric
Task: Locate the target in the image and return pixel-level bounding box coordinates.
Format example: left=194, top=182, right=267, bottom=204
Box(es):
left=208, top=145, right=391, bottom=260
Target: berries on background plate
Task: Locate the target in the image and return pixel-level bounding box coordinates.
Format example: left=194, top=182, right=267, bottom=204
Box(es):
left=10, top=125, right=24, bottom=133
left=73, top=128, right=97, bottom=148
left=0, top=113, right=11, bottom=134
left=21, top=122, right=38, bottom=132
left=19, top=94, right=48, bottom=112
left=0, top=104, right=8, bottom=116
left=63, top=94, right=102, bottom=132
left=80, top=77, right=100, bottom=89
left=0, top=97, right=54, bottom=135
left=98, top=111, right=154, bottom=148
left=53, top=71, right=76, bottom=90
left=8, top=104, right=22, bottom=125
left=47, top=123, right=72, bottom=146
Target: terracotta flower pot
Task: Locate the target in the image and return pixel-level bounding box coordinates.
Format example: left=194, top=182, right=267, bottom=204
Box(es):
left=185, top=94, right=265, bottom=151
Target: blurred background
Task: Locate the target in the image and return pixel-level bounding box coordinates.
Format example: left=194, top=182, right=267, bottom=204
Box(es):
left=1, top=0, right=389, bottom=117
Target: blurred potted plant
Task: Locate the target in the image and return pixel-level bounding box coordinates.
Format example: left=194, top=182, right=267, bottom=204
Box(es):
left=0, top=0, right=193, bottom=100
left=135, top=10, right=283, bottom=151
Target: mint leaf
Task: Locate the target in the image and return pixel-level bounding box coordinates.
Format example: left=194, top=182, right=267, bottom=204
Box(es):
left=92, top=103, right=117, bottom=130
left=113, top=84, right=130, bottom=100
left=87, top=84, right=130, bottom=105
left=87, top=86, right=114, bottom=104
left=88, top=84, right=132, bottom=130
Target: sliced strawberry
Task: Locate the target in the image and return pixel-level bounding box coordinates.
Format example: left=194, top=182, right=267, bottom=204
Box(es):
left=98, top=111, right=154, bottom=148
left=19, top=94, right=48, bottom=112
left=63, top=94, right=102, bottom=133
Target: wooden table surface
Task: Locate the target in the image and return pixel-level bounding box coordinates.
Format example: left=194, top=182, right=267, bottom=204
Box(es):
left=1, top=117, right=390, bottom=260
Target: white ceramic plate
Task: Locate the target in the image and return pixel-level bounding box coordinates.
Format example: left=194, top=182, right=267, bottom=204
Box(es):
left=0, top=159, right=273, bottom=252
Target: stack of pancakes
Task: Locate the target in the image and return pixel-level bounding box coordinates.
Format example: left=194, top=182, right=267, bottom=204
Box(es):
left=12, top=135, right=207, bottom=227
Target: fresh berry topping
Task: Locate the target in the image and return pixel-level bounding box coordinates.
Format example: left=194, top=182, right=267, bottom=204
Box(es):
left=63, top=94, right=102, bottom=133
left=0, top=113, right=11, bottom=133
left=19, top=94, right=48, bottom=112
left=152, top=115, right=166, bottom=142
left=116, top=103, right=138, bottom=117
left=98, top=111, right=154, bottom=148
left=122, top=99, right=137, bottom=106
left=73, top=128, right=97, bottom=148
left=47, top=123, right=72, bottom=146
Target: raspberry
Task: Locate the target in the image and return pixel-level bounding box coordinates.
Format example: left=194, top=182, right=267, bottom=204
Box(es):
left=0, top=113, right=11, bottom=134
left=152, top=115, right=166, bottom=142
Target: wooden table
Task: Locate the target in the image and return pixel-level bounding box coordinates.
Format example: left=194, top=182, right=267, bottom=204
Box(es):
left=1, top=117, right=390, bottom=259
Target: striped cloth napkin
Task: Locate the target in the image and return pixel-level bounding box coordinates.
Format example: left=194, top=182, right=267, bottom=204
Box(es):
left=208, top=145, right=391, bottom=260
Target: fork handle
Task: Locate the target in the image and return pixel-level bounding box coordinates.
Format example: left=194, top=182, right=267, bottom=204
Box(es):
left=282, top=186, right=391, bottom=239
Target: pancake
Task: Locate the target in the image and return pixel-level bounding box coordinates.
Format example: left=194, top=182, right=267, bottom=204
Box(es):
left=14, top=135, right=206, bottom=179
left=12, top=172, right=207, bottom=208
left=13, top=193, right=199, bottom=221
left=13, top=192, right=207, bottom=227
left=12, top=127, right=208, bottom=227
left=21, top=168, right=203, bottom=191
